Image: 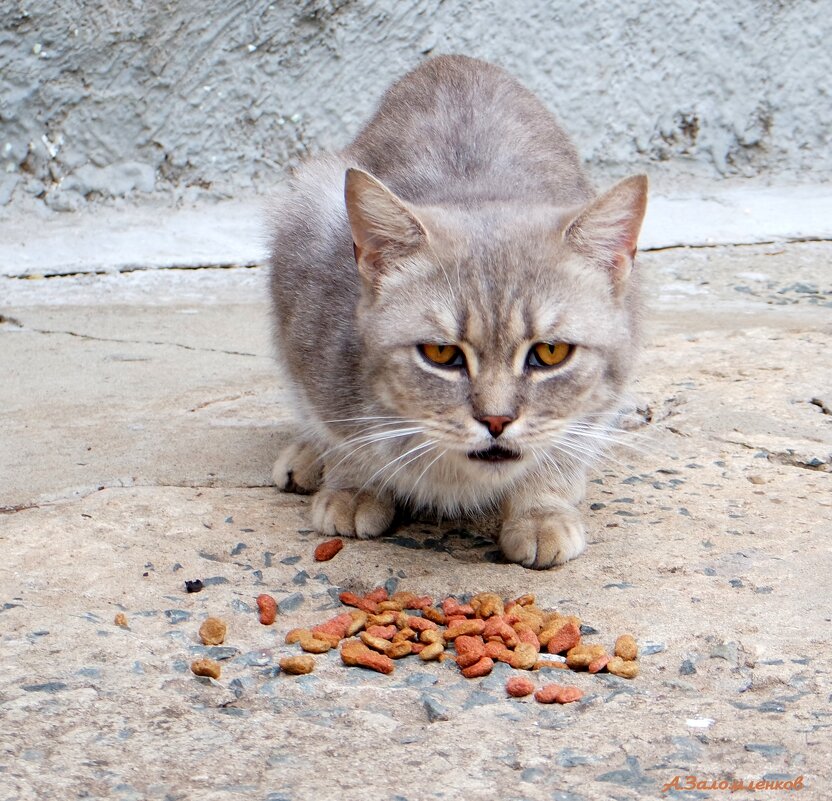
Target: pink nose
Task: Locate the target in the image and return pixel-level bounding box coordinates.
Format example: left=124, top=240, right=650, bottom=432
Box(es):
left=477, top=415, right=515, bottom=437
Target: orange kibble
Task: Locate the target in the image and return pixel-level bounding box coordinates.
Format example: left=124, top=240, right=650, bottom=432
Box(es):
left=460, top=656, right=494, bottom=678
left=314, top=538, right=344, bottom=561
left=256, top=594, right=278, bottom=625
left=546, top=622, right=581, bottom=654
left=506, top=676, right=536, bottom=697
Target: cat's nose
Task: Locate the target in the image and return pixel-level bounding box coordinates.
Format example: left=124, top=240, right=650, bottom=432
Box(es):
left=477, top=415, right=515, bottom=438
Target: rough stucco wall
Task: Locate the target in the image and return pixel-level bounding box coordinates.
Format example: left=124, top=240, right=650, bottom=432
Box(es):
left=1, top=0, right=830, bottom=210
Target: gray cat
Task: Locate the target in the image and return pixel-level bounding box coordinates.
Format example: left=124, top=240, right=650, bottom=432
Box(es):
left=268, top=55, right=647, bottom=569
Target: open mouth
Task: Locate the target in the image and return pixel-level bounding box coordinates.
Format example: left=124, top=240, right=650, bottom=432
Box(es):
left=467, top=444, right=522, bottom=463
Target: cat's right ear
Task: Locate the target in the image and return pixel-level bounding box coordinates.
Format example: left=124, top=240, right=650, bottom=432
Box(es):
left=344, top=168, right=427, bottom=287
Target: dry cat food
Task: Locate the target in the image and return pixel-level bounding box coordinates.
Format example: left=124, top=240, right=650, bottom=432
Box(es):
left=198, top=616, right=227, bottom=645
left=256, top=593, right=278, bottom=625
left=113, top=612, right=128, bottom=628
left=190, top=658, right=221, bottom=680
left=314, top=538, right=344, bottom=562
left=279, top=655, right=315, bottom=675
left=278, top=589, right=640, bottom=694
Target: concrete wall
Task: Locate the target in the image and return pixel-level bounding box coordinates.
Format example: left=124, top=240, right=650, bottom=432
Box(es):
left=2, top=0, right=830, bottom=211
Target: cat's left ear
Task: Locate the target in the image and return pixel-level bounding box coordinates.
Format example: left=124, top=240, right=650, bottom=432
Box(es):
left=564, top=175, right=648, bottom=284
left=344, top=167, right=427, bottom=287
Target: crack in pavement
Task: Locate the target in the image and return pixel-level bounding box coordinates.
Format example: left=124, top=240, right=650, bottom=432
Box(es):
left=10, top=325, right=270, bottom=359
left=1, top=480, right=277, bottom=515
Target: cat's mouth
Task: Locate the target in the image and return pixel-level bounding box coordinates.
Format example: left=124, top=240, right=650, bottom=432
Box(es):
left=467, top=444, right=522, bottom=463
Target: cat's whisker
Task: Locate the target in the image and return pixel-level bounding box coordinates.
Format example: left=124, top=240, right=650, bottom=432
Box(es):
left=316, top=427, right=425, bottom=472
left=360, top=439, right=437, bottom=492
left=406, top=448, right=447, bottom=507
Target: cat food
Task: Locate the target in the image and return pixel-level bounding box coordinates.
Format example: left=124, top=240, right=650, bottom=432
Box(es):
left=279, top=655, right=315, bottom=675
left=460, top=656, right=494, bottom=678
left=340, top=638, right=394, bottom=674
left=588, top=653, right=611, bottom=674
left=256, top=593, right=278, bottom=625
left=534, top=683, right=583, bottom=704
left=418, top=641, right=445, bottom=661
left=275, top=588, right=640, bottom=691
left=114, top=612, right=128, bottom=628
left=607, top=656, right=639, bottom=679
left=190, top=658, right=221, bottom=680
left=314, top=538, right=344, bottom=562
left=506, top=676, right=536, bottom=697
left=198, top=617, right=227, bottom=645
left=545, top=622, right=582, bottom=654
left=614, top=634, right=638, bottom=661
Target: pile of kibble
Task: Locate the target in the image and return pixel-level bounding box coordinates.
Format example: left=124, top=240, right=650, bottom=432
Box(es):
left=186, top=586, right=640, bottom=706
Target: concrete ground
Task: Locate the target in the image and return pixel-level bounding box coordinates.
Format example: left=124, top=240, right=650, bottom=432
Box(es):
left=1, top=233, right=831, bottom=800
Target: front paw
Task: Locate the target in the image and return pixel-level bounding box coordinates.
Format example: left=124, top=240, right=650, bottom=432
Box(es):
left=272, top=441, right=322, bottom=494
left=310, top=488, right=395, bottom=539
left=498, top=508, right=586, bottom=569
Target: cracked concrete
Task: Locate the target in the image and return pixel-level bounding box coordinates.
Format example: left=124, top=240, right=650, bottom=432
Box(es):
left=1, top=240, right=831, bottom=800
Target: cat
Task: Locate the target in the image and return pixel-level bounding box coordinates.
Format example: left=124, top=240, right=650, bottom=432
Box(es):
left=268, top=54, right=647, bottom=569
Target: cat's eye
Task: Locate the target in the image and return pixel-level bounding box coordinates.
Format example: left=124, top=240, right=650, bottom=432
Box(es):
left=527, top=342, right=573, bottom=369
left=420, top=343, right=465, bottom=368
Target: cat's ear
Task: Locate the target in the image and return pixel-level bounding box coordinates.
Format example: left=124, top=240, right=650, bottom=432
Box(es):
left=564, top=175, right=648, bottom=283
left=344, top=168, right=427, bottom=285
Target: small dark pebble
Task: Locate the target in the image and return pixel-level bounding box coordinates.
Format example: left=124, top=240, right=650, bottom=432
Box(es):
left=791, top=657, right=810, bottom=665
left=745, top=743, right=786, bottom=756
left=762, top=773, right=799, bottom=782
left=164, top=609, right=191, bottom=624
left=580, top=624, right=599, bottom=635
left=185, top=579, right=204, bottom=594
left=520, top=767, right=546, bottom=783
left=700, top=567, right=717, bottom=576
left=754, top=586, right=774, bottom=594
left=589, top=502, right=606, bottom=510
left=280, top=555, right=301, bottom=565
left=197, top=551, right=223, bottom=562
left=679, top=659, right=697, bottom=675
left=396, top=569, right=407, bottom=578
left=641, top=641, right=666, bottom=655
left=202, top=576, right=230, bottom=587
left=251, top=569, right=263, bottom=583
left=22, top=682, right=67, bottom=693
left=729, top=578, right=743, bottom=588
left=224, top=516, right=233, bottom=523
left=142, top=572, right=149, bottom=577
left=279, top=592, right=304, bottom=612
left=189, top=645, right=239, bottom=660
left=240, top=527, right=255, bottom=533
left=230, top=542, right=247, bottom=556
left=422, top=694, right=451, bottom=722
left=172, top=563, right=183, bottom=572
left=384, top=577, right=399, bottom=595
left=292, top=571, right=309, bottom=586
left=602, top=582, right=635, bottom=590
left=263, top=552, right=275, bottom=567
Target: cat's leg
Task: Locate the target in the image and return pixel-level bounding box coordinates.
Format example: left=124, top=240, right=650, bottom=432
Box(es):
left=310, top=486, right=395, bottom=539
left=272, top=440, right=323, bottom=494
left=498, top=477, right=587, bottom=569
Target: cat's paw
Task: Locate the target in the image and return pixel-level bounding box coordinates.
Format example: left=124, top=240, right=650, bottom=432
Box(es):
left=272, top=441, right=323, bottom=494
left=310, top=488, right=395, bottom=539
left=498, top=508, right=586, bottom=569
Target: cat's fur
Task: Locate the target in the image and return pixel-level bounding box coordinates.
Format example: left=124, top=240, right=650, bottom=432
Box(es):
left=268, top=55, right=647, bottom=568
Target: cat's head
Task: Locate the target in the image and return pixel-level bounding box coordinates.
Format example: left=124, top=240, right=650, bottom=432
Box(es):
left=343, top=167, right=648, bottom=489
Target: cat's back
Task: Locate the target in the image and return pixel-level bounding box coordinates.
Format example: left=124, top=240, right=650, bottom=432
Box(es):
left=347, top=54, right=592, bottom=206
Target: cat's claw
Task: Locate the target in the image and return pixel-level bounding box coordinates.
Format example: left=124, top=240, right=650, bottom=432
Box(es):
left=311, top=488, right=395, bottom=539
left=272, top=441, right=323, bottom=494
left=498, top=508, right=586, bottom=569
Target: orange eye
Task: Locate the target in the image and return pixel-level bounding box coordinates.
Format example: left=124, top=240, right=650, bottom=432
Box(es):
left=529, top=342, right=572, bottom=368
left=420, top=343, right=464, bottom=367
